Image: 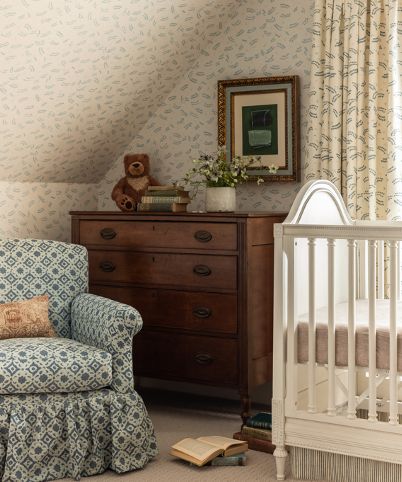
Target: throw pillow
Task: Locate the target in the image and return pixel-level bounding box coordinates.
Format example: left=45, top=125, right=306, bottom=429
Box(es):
left=0, top=295, right=56, bottom=339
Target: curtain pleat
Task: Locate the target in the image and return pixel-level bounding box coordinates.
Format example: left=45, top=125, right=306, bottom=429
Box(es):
left=306, top=0, right=402, bottom=222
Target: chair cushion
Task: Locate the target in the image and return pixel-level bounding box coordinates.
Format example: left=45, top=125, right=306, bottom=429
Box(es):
left=0, top=338, right=112, bottom=394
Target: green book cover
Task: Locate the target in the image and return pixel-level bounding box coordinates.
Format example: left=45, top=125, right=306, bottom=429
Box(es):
left=141, top=195, right=191, bottom=204
left=246, top=412, right=272, bottom=430
left=209, top=454, right=247, bottom=466
left=144, top=189, right=189, bottom=197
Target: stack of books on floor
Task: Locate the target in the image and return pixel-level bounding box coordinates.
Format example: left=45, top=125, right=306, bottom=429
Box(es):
left=137, top=185, right=191, bottom=212
left=170, top=435, right=248, bottom=466
left=233, top=412, right=274, bottom=454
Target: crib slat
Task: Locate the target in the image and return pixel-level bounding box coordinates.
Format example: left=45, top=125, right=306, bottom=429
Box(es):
left=398, top=242, right=401, bottom=301
left=368, top=240, right=377, bottom=422
left=358, top=240, right=368, bottom=299
left=327, top=238, right=336, bottom=416
left=308, top=237, right=316, bottom=413
left=389, top=241, right=398, bottom=425
left=285, top=236, right=297, bottom=412
left=347, top=239, right=356, bottom=419
left=378, top=241, right=385, bottom=299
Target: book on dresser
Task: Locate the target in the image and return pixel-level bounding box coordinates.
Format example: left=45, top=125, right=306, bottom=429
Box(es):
left=137, top=202, right=188, bottom=212
left=170, top=436, right=247, bottom=466
left=69, top=211, right=287, bottom=423
left=141, top=195, right=191, bottom=204
left=137, top=185, right=191, bottom=212
left=145, top=187, right=190, bottom=197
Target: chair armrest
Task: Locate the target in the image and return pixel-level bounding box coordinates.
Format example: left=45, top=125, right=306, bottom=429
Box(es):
left=70, top=293, right=143, bottom=393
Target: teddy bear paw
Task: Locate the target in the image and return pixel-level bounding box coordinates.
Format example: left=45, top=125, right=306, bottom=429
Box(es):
left=117, top=195, right=135, bottom=212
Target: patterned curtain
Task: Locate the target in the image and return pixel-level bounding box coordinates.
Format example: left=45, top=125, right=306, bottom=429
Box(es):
left=305, top=0, right=402, bottom=222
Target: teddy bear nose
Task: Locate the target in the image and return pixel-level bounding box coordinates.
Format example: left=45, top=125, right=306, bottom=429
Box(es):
left=133, top=163, right=140, bottom=168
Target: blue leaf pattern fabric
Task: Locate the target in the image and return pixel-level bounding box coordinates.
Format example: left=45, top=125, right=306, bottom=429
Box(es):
left=0, top=338, right=112, bottom=394
left=71, top=293, right=143, bottom=393
left=305, top=0, right=402, bottom=221
left=0, top=390, right=157, bottom=481
left=0, top=239, right=88, bottom=338
left=0, top=239, right=157, bottom=480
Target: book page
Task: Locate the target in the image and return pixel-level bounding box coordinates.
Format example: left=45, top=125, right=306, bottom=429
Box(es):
left=171, top=438, right=221, bottom=461
left=197, top=436, right=246, bottom=451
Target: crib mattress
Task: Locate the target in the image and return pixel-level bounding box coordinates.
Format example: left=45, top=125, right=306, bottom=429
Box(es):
left=297, top=300, right=402, bottom=370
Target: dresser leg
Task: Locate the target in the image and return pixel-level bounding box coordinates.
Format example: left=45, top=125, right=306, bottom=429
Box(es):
left=240, top=391, right=251, bottom=426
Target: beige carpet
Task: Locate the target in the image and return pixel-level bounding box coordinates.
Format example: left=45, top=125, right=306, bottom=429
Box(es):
left=62, top=402, right=325, bottom=482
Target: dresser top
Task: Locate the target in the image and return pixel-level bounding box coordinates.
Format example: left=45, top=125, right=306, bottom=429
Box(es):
left=70, top=210, right=287, bottom=219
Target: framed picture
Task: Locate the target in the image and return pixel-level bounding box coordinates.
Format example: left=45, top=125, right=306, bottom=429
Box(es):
left=217, top=76, right=299, bottom=181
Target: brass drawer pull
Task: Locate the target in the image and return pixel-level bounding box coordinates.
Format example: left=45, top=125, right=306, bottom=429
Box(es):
left=194, top=353, right=215, bottom=365
left=100, top=261, right=116, bottom=272
left=194, top=230, right=213, bottom=243
left=100, top=228, right=117, bottom=240
left=193, top=307, right=212, bottom=319
left=193, top=265, right=211, bottom=277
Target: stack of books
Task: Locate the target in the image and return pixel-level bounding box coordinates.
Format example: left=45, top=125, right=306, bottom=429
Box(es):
left=137, top=185, right=191, bottom=212
left=170, top=435, right=248, bottom=467
left=233, top=412, right=274, bottom=454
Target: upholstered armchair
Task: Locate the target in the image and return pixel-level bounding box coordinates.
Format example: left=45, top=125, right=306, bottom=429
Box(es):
left=0, top=239, right=157, bottom=481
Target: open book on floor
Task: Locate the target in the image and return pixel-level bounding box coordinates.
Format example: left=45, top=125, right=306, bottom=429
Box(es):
left=170, top=436, right=248, bottom=466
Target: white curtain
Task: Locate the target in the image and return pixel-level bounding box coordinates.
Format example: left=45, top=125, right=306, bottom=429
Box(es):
left=305, top=0, right=402, bottom=221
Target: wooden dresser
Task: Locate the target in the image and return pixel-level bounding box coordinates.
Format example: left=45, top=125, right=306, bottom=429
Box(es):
left=70, top=211, right=286, bottom=421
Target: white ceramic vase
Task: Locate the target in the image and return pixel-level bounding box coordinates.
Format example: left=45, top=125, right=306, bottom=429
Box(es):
left=205, top=187, right=236, bottom=212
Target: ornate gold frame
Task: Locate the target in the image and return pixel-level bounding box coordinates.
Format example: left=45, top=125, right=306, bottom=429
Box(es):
left=217, top=76, right=299, bottom=182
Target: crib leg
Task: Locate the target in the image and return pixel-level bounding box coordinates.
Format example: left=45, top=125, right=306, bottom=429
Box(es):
left=274, top=446, right=288, bottom=480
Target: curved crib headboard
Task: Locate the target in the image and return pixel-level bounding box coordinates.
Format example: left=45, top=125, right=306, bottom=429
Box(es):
left=280, top=180, right=354, bottom=316
left=284, top=180, right=353, bottom=226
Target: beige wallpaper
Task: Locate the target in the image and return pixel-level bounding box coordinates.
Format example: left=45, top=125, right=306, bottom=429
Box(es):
left=0, top=0, right=313, bottom=242
left=0, top=0, right=238, bottom=184
left=0, top=183, right=97, bottom=242
left=98, top=0, right=314, bottom=213
left=0, top=0, right=238, bottom=241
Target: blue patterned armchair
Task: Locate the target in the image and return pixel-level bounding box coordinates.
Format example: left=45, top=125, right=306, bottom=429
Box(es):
left=0, top=239, right=157, bottom=481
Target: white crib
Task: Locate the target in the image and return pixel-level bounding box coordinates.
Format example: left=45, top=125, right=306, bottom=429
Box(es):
left=272, top=180, right=402, bottom=482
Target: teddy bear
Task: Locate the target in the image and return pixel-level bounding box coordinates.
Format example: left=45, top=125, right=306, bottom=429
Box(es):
left=111, top=153, right=160, bottom=212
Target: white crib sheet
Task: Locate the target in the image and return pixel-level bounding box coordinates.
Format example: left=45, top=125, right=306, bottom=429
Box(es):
left=297, top=300, right=402, bottom=370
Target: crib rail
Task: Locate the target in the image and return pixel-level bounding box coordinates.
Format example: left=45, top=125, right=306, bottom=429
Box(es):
left=272, top=181, right=402, bottom=478
left=281, top=223, right=402, bottom=428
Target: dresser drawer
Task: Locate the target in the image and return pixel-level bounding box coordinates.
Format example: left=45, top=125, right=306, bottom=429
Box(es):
left=134, top=332, right=238, bottom=386
left=79, top=220, right=237, bottom=250
left=91, top=285, right=237, bottom=334
left=88, top=251, right=237, bottom=290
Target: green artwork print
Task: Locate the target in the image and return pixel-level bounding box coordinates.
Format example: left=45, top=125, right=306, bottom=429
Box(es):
left=241, top=104, right=278, bottom=156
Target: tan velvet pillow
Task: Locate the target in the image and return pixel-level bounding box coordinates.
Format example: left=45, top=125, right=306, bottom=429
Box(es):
left=0, top=295, right=56, bottom=340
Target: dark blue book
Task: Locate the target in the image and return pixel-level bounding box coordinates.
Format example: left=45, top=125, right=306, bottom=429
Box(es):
left=246, top=412, right=272, bottom=430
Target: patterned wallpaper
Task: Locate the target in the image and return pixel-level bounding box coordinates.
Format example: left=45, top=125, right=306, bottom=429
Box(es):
left=0, top=0, right=237, bottom=241
left=0, top=0, right=313, bottom=242
left=0, top=0, right=237, bottom=184
left=0, top=183, right=97, bottom=242
left=98, top=0, right=314, bottom=213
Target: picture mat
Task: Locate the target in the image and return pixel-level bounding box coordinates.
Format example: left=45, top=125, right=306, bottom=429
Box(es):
left=224, top=82, right=295, bottom=176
